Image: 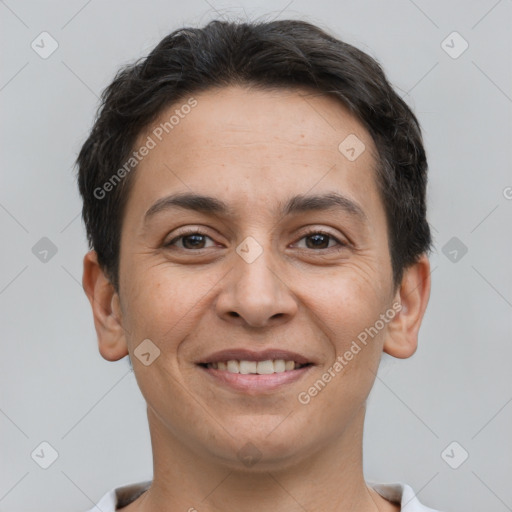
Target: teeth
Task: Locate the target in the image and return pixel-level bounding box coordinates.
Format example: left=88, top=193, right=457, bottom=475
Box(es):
left=256, top=360, right=274, bottom=374
left=274, top=359, right=286, bottom=372
left=285, top=360, right=295, bottom=371
left=239, top=360, right=256, bottom=374
left=206, top=359, right=306, bottom=374
left=226, top=360, right=239, bottom=373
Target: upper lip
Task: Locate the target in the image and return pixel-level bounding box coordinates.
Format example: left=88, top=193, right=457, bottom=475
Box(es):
left=196, top=349, right=315, bottom=365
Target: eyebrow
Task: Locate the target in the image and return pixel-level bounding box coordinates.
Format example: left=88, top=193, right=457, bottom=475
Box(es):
left=143, top=191, right=368, bottom=225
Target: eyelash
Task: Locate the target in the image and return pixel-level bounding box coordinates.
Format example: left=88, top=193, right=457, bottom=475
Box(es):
left=164, top=228, right=347, bottom=252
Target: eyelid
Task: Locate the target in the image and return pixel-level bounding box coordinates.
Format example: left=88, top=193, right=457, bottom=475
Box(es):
left=165, top=226, right=218, bottom=247
left=291, top=227, right=349, bottom=249
left=165, top=225, right=349, bottom=251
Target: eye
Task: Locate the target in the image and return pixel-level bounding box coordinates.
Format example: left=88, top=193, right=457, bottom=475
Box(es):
left=293, top=230, right=347, bottom=251
left=165, top=229, right=216, bottom=250
left=164, top=228, right=348, bottom=252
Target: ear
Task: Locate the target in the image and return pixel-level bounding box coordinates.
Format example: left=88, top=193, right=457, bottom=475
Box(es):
left=383, top=254, right=431, bottom=359
left=82, top=250, right=128, bottom=361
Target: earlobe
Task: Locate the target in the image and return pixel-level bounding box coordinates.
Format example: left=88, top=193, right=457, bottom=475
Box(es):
left=383, top=254, right=431, bottom=359
left=82, top=250, right=129, bottom=362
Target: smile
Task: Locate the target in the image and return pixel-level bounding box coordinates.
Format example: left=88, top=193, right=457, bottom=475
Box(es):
left=200, top=359, right=311, bottom=374
left=197, top=361, right=314, bottom=393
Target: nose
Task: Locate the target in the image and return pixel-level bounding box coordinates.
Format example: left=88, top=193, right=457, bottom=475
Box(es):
left=215, top=238, right=298, bottom=328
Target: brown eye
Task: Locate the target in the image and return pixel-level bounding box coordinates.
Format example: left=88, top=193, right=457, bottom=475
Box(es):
left=294, top=230, right=347, bottom=251
left=305, top=233, right=331, bottom=249
left=165, top=230, right=215, bottom=250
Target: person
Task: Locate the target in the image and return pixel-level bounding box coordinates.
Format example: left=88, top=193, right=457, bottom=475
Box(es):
left=77, top=18, right=441, bottom=512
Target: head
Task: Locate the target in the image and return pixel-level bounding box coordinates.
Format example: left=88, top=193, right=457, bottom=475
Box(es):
left=78, top=19, right=432, bottom=470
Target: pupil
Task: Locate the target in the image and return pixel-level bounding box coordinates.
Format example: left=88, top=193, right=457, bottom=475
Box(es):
left=184, top=234, right=205, bottom=249
left=182, top=234, right=329, bottom=250
left=307, top=234, right=328, bottom=249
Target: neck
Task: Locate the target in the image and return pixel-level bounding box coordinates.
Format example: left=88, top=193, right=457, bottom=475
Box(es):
left=130, top=404, right=397, bottom=512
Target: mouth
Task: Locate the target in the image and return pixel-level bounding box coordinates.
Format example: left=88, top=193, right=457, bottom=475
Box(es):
left=195, top=349, right=316, bottom=393
left=197, top=360, right=312, bottom=373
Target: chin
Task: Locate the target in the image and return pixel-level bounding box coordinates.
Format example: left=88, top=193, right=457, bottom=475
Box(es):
left=207, top=424, right=312, bottom=472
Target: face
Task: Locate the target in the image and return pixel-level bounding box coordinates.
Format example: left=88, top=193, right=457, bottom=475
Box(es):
left=91, top=85, right=426, bottom=471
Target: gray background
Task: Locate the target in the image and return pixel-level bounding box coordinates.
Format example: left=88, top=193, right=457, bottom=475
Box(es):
left=1, top=1, right=511, bottom=511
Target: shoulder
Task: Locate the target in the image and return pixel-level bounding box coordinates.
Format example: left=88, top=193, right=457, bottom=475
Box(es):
left=368, top=481, right=445, bottom=511
left=84, top=480, right=152, bottom=512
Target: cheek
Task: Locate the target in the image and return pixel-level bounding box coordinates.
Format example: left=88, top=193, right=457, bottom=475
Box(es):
left=303, top=267, right=388, bottom=407
left=297, top=276, right=386, bottom=430
left=120, top=267, right=176, bottom=349
left=122, top=264, right=220, bottom=353
left=315, top=264, right=389, bottom=338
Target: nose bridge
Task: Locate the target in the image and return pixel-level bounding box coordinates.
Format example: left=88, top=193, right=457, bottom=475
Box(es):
left=216, top=232, right=297, bottom=326
left=235, top=234, right=278, bottom=293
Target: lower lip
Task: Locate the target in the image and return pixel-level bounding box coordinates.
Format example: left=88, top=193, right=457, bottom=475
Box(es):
left=197, top=365, right=314, bottom=392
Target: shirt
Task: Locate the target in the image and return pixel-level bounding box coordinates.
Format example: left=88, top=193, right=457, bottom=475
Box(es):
left=85, top=480, right=443, bottom=511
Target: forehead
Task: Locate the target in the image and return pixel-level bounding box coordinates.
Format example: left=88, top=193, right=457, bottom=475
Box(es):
left=125, top=85, right=383, bottom=231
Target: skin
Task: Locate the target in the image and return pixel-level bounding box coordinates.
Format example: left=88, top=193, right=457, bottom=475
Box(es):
left=82, top=85, right=431, bottom=512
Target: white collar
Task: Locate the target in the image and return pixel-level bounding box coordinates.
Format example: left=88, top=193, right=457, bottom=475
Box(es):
left=88, top=480, right=442, bottom=511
